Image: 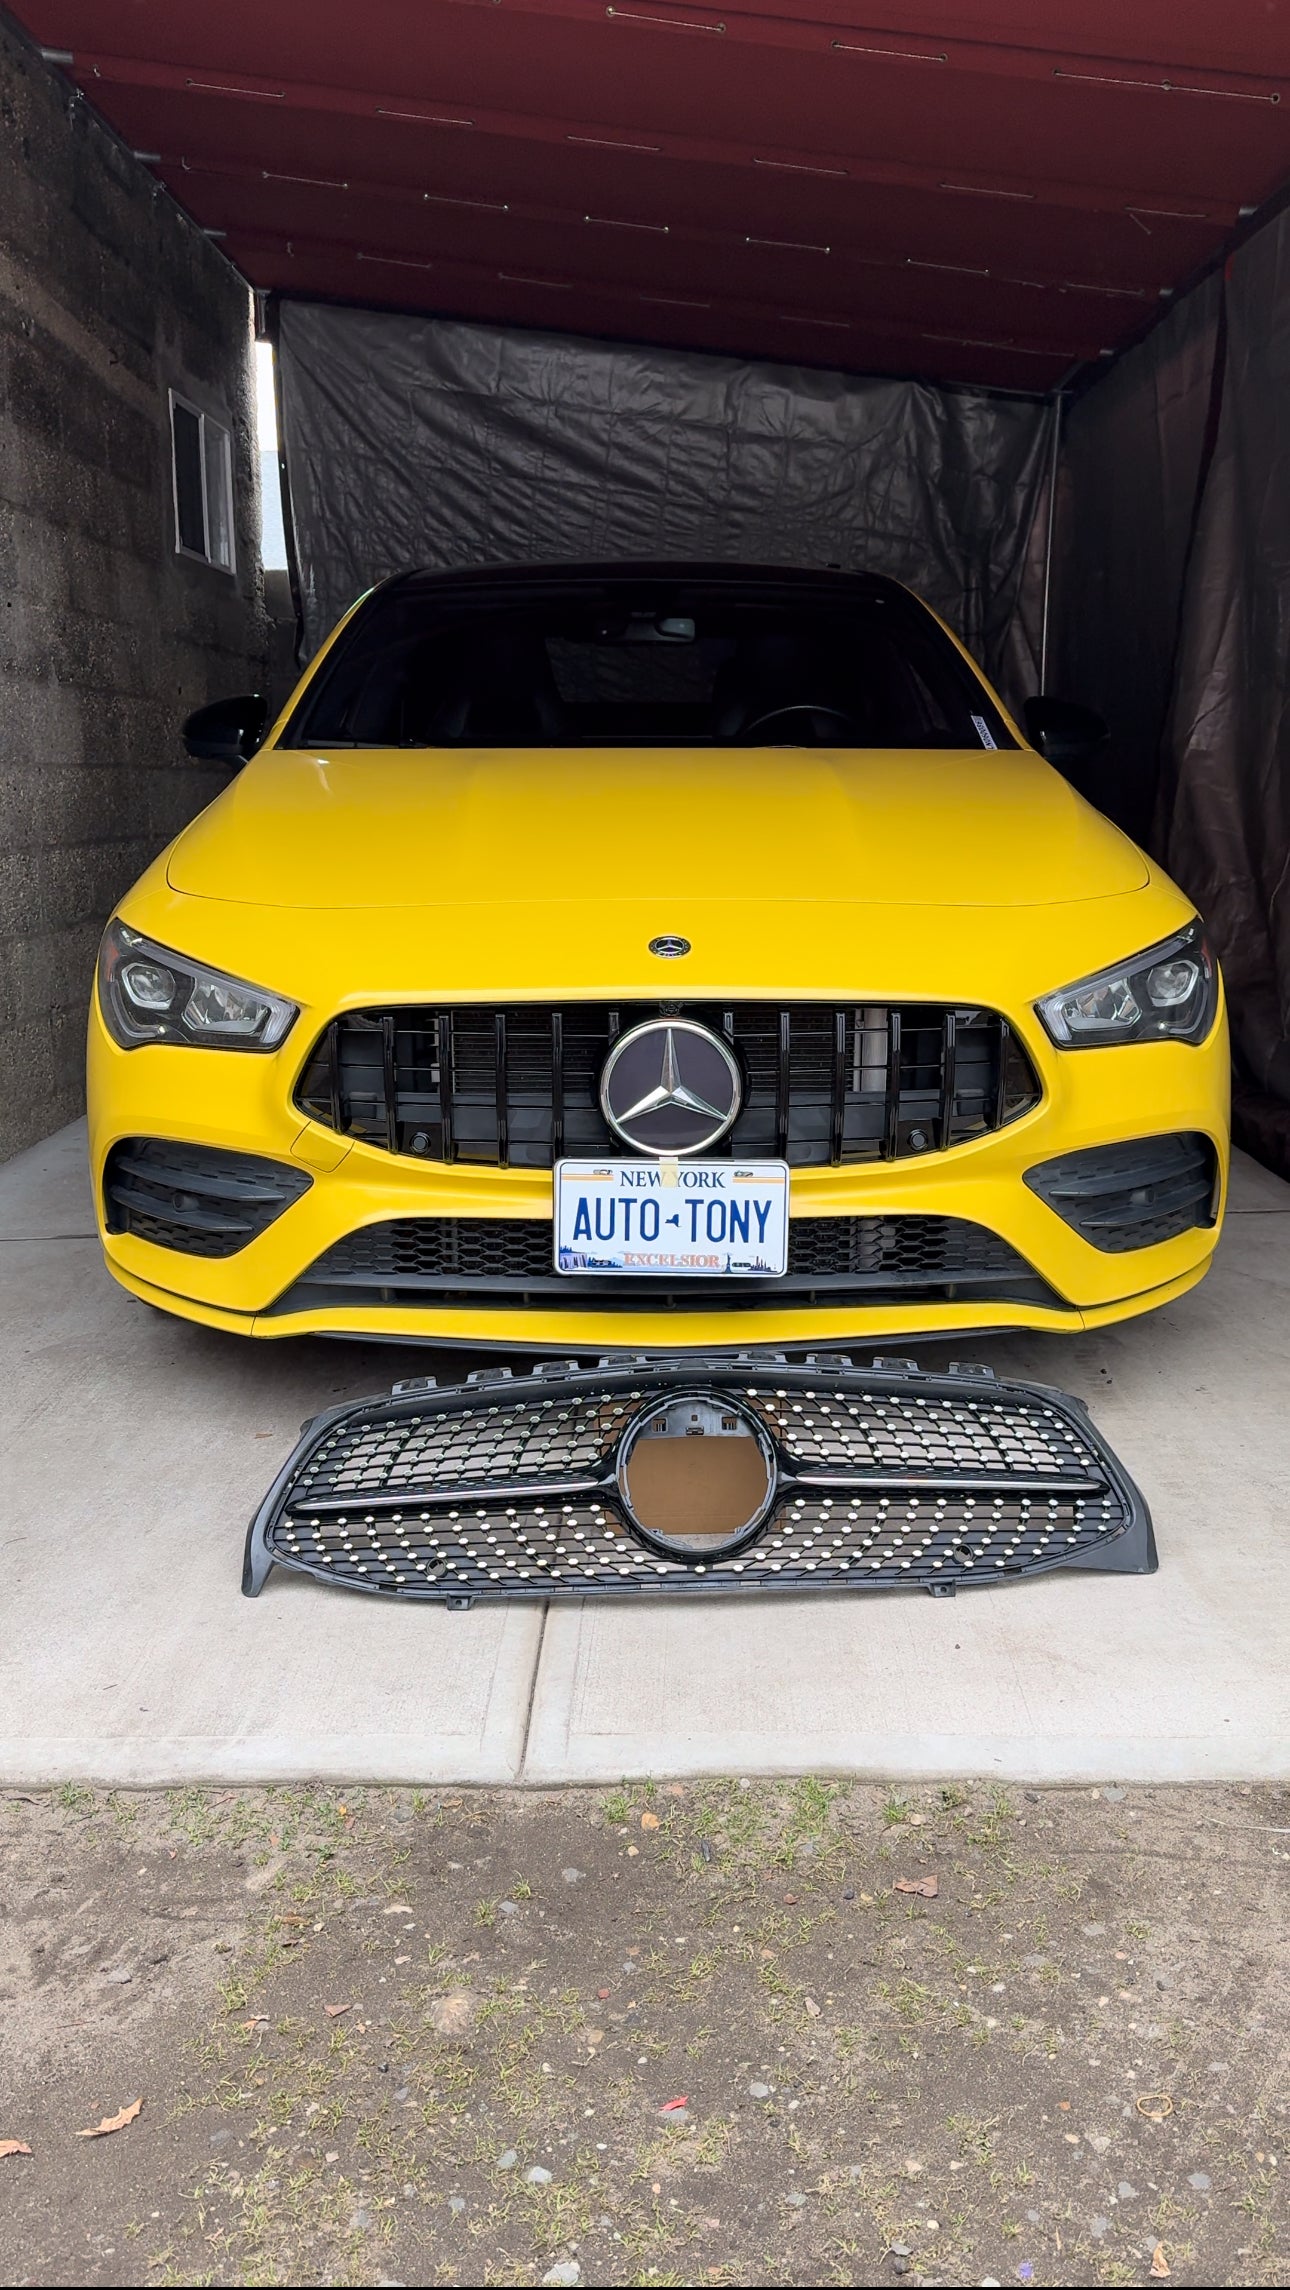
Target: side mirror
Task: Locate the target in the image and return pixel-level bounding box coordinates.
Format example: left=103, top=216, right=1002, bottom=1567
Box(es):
left=181, top=693, right=268, bottom=767
left=1023, top=695, right=1110, bottom=773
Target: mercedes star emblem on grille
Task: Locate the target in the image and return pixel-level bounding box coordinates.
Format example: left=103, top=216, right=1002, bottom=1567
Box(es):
left=599, top=1018, right=743, bottom=1156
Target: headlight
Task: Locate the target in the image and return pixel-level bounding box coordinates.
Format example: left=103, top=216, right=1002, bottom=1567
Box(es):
left=1035, top=920, right=1217, bottom=1049
left=97, top=919, right=298, bottom=1052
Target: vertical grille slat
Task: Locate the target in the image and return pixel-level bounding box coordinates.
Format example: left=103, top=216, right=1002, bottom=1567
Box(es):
left=381, top=1015, right=398, bottom=1154
left=776, top=1009, right=792, bottom=1160
left=994, top=1016, right=1011, bottom=1130
left=327, top=1021, right=344, bottom=1136
left=436, top=1013, right=456, bottom=1165
left=495, top=1013, right=509, bottom=1168
left=939, top=1010, right=957, bottom=1153
left=296, top=1001, right=1039, bottom=1169
left=830, top=1010, right=847, bottom=1166
left=550, top=1011, right=565, bottom=1163
left=883, top=1010, right=902, bottom=1160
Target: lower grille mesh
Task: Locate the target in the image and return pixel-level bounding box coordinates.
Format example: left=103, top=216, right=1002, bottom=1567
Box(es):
left=246, top=1356, right=1153, bottom=1602
left=271, top=1213, right=1056, bottom=1315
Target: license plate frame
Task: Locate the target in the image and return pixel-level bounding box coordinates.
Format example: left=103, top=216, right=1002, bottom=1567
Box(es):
left=553, top=1158, right=790, bottom=1278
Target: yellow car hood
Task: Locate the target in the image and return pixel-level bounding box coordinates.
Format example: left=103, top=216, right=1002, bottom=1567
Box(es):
left=166, top=745, right=1149, bottom=911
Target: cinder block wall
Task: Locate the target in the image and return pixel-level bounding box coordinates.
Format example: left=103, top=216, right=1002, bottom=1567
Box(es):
left=0, top=15, right=267, bottom=1157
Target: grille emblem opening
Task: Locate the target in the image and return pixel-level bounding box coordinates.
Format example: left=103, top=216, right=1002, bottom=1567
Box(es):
left=617, top=1394, right=775, bottom=1558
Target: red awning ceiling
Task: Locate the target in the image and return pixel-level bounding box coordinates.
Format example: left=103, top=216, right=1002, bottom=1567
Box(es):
left=15, top=0, right=1290, bottom=391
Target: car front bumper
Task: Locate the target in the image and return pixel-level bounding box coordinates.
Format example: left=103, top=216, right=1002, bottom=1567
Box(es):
left=88, top=990, right=1230, bottom=1348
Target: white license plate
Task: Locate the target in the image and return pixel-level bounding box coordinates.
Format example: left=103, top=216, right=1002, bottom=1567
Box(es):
left=554, top=1159, right=790, bottom=1277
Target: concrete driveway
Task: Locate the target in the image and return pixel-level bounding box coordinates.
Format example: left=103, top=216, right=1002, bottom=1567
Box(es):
left=2, top=1123, right=1286, bottom=1787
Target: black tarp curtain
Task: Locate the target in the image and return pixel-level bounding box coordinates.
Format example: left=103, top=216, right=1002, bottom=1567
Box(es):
left=1051, top=207, right=1290, bottom=1178
left=277, top=247, right=1290, bottom=1175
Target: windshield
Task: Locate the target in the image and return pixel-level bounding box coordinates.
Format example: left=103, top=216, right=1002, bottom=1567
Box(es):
left=284, top=571, right=1015, bottom=750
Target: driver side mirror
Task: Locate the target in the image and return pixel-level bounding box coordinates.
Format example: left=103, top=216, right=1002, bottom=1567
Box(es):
left=1023, top=695, right=1110, bottom=774
left=181, top=692, right=268, bottom=768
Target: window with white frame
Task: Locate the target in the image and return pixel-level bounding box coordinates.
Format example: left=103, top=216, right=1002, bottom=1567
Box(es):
left=170, top=391, right=235, bottom=572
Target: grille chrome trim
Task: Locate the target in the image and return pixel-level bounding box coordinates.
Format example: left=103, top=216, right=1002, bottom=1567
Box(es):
left=244, top=1354, right=1156, bottom=1602
left=294, top=1000, right=1040, bottom=1171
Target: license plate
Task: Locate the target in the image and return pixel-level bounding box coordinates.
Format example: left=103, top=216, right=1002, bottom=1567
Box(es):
left=554, top=1159, right=789, bottom=1277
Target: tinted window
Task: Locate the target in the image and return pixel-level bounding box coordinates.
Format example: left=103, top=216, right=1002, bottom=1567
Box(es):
left=287, top=576, right=1013, bottom=750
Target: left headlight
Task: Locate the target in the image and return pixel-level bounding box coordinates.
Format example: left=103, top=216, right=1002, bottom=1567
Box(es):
left=1035, top=918, right=1217, bottom=1049
left=97, top=919, right=299, bottom=1052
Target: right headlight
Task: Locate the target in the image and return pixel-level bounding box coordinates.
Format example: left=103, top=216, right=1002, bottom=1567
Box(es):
left=1035, top=919, right=1218, bottom=1049
left=97, top=919, right=298, bottom=1052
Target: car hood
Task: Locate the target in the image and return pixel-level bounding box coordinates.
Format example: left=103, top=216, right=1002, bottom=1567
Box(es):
left=167, top=744, right=1149, bottom=910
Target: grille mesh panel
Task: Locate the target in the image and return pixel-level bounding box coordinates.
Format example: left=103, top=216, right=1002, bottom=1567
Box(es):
left=252, top=1362, right=1146, bottom=1602
left=274, top=1212, right=1056, bottom=1315
left=272, top=1485, right=1121, bottom=1596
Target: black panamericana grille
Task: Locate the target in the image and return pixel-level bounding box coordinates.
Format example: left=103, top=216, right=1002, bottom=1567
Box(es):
left=269, top=1211, right=1058, bottom=1315
left=103, top=1139, right=311, bottom=1258
left=294, top=1002, right=1040, bottom=1169
left=243, top=1356, right=1155, bottom=1603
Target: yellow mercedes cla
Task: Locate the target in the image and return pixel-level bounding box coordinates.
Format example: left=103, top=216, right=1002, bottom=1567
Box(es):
left=88, top=564, right=1229, bottom=1352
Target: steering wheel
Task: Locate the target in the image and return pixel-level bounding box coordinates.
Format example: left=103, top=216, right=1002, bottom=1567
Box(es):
left=736, top=701, right=862, bottom=743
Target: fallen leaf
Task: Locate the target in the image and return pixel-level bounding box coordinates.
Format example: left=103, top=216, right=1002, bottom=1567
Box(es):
left=429, top=1992, right=476, bottom=2039
left=78, top=2099, right=142, bottom=2140
left=586, top=2029, right=604, bottom=2046
left=0, top=2141, right=32, bottom=2159
left=640, top=1812, right=661, bottom=1832
left=597, top=1988, right=611, bottom=2000
left=1057, top=2100, right=1071, bottom=2112
left=894, top=1875, right=939, bottom=1899
left=1136, top=2094, right=1174, bottom=2122
left=804, top=1996, right=821, bottom=2018
left=324, top=2003, right=351, bottom=2019
left=660, top=2096, right=689, bottom=2112
left=665, top=1782, right=685, bottom=1797
left=382, top=1903, right=413, bottom=1916
left=239, top=2016, right=269, bottom=2032
left=783, top=1893, right=798, bottom=1905
left=1150, top=2245, right=1171, bottom=2279
left=627, top=1845, right=640, bottom=1857
left=276, top=1913, right=306, bottom=1927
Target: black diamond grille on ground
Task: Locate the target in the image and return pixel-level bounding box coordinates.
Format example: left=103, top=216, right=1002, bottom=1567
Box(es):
left=244, top=1356, right=1155, bottom=1602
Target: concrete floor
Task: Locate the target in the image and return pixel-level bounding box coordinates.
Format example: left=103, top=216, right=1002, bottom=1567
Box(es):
left=2, top=1122, right=1287, bottom=1787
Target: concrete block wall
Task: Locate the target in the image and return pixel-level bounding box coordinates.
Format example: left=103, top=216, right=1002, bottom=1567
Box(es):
left=0, top=14, right=267, bottom=1157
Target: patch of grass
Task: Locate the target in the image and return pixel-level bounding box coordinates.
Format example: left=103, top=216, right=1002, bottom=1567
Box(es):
left=54, top=1782, right=96, bottom=1815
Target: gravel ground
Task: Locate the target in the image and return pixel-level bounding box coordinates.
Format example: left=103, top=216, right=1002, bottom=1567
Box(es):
left=0, top=1780, right=1286, bottom=2288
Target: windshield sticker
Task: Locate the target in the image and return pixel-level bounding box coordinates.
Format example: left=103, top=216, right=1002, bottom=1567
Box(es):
left=972, top=713, right=998, bottom=749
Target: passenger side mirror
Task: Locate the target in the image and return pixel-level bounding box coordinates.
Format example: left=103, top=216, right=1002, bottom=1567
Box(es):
left=1023, top=695, right=1110, bottom=773
left=181, top=693, right=268, bottom=767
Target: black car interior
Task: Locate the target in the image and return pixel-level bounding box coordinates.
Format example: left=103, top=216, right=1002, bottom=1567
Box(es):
left=287, top=572, right=1015, bottom=750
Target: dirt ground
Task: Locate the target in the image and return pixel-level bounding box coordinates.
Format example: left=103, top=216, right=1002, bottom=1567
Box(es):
left=0, top=1781, right=1285, bottom=2290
